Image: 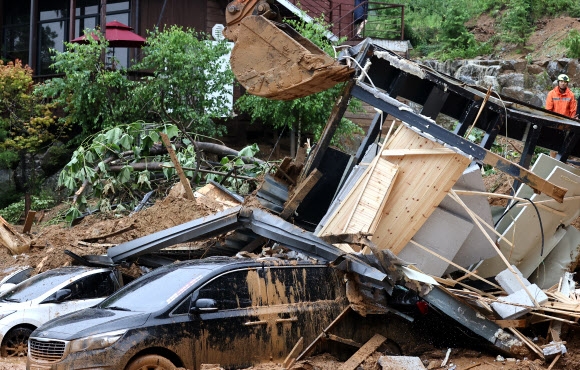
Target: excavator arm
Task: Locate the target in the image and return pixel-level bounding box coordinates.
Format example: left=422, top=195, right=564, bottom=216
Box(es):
left=223, top=0, right=354, bottom=100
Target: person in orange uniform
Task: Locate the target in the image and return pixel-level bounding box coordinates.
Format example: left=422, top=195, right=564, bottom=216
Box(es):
left=545, top=74, right=577, bottom=118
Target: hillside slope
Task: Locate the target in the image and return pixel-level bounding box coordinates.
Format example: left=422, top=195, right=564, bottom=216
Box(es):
left=469, top=15, right=580, bottom=60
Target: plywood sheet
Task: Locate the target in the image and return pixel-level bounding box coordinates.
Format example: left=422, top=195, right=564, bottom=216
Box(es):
left=318, top=154, right=398, bottom=235
left=371, top=125, right=471, bottom=254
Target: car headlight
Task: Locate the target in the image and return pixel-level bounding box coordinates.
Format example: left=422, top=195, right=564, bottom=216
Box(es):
left=0, top=311, right=15, bottom=321
left=69, top=329, right=127, bottom=353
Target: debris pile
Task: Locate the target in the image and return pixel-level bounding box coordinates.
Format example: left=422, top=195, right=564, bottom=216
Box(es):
left=2, top=41, right=580, bottom=370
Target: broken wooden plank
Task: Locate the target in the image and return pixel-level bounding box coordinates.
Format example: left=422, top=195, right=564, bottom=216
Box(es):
left=493, top=319, right=527, bottom=328
left=326, top=334, right=363, bottom=348
left=279, top=169, right=322, bottom=219
left=0, top=215, right=30, bottom=254
left=160, top=132, right=195, bottom=200
left=508, top=328, right=545, bottom=360
left=77, top=241, right=116, bottom=248
left=22, top=210, right=36, bottom=234
left=483, top=150, right=566, bottom=203
left=338, top=333, right=386, bottom=370
left=296, top=306, right=351, bottom=362
left=371, top=125, right=471, bottom=254
left=283, top=337, right=303, bottom=369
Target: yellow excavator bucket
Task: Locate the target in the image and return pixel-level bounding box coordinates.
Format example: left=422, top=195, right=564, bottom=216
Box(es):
left=229, top=15, right=354, bottom=101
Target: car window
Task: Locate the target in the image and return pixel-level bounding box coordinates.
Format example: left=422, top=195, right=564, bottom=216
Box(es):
left=99, top=267, right=210, bottom=312
left=0, top=269, right=90, bottom=303
left=61, top=272, right=116, bottom=301
left=264, top=266, right=342, bottom=305
left=196, top=269, right=264, bottom=310
left=171, top=294, right=192, bottom=315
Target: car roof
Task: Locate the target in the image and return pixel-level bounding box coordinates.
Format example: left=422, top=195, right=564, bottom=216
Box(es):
left=162, top=256, right=328, bottom=272
left=38, top=266, right=110, bottom=276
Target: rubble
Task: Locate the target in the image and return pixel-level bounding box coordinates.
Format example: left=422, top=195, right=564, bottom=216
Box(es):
left=3, top=42, right=580, bottom=369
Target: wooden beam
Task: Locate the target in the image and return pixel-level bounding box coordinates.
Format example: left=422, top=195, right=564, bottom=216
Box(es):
left=22, top=210, right=37, bottom=234
left=296, top=306, right=351, bottom=361
left=492, top=319, right=527, bottom=328
left=279, top=169, right=322, bottom=219
left=338, top=334, right=386, bottom=370
left=483, top=150, right=566, bottom=203
left=283, top=337, right=303, bottom=369
left=300, top=80, right=355, bottom=182
left=160, top=133, right=195, bottom=200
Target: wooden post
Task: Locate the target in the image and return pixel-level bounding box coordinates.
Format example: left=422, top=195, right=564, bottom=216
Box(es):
left=160, top=133, right=195, bottom=200
left=300, top=80, right=355, bottom=183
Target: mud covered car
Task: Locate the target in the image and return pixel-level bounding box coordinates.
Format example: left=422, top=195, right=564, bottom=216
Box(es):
left=0, top=266, right=120, bottom=358
left=27, top=257, right=347, bottom=370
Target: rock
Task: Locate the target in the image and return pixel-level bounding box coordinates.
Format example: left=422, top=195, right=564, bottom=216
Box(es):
left=527, top=64, right=544, bottom=75
left=497, top=73, right=525, bottom=88
left=501, top=86, right=526, bottom=101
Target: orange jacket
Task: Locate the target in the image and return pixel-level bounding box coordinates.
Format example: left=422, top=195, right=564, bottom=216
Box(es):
left=546, top=86, right=577, bottom=118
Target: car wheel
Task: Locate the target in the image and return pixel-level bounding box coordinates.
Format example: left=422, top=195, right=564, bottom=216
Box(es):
left=126, top=354, right=176, bottom=370
left=1, top=327, right=33, bottom=357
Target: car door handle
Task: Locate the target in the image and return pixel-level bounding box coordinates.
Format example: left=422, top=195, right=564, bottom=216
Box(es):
left=276, top=317, right=298, bottom=324
left=244, top=320, right=268, bottom=326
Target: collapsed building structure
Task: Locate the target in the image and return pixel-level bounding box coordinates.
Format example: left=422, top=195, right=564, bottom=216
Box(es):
left=1, top=29, right=579, bottom=368
left=57, top=39, right=576, bottom=367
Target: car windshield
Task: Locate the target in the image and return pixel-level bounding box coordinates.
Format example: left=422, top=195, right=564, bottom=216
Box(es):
left=99, top=266, right=211, bottom=312
left=0, top=269, right=88, bottom=303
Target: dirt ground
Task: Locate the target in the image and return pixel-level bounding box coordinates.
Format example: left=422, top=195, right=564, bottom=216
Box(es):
left=469, top=14, right=580, bottom=61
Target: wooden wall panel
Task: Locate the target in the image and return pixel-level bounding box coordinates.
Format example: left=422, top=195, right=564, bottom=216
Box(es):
left=206, top=0, right=226, bottom=35
left=371, top=125, right=471, bottom=255
left=139, top=0, right=207, bottom=33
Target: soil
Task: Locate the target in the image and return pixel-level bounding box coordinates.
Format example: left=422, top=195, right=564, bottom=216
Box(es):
left=468, top=14, right=580, bottom=60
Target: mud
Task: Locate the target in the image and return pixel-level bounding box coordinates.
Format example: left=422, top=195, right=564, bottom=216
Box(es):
left=0, top=193, right=217, bottom=278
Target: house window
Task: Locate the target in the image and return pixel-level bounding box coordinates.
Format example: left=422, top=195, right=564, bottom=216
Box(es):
left=2, top=0, right=131, bottom=74
left=2, top=2, right=31, bottom=65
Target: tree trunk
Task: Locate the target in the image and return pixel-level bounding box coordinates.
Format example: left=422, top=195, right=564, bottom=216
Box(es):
left=290, top=125, right=296, bottom=159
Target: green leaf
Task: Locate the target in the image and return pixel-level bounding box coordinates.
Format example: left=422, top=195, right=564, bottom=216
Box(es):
left=137, top=170, right=152, bottom=189
left=117, top=166, right=133, bottom=184
left=65, top=206, right=82, bottom=225
left=163, top=124, right=180, bottom=139
left=105, top=127, right=123, bottom=144
left=118, top=134, right=133, bottom=150
left=238, top=143, right=260, bottom=157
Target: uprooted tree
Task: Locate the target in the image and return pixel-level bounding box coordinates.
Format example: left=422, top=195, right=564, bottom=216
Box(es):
left=58, top=123, right=268, bottom=223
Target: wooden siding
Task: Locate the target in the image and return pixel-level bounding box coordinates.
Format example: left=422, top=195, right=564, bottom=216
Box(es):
left=139, top=0, right=207, bottom=33
left=206, top=0, right=226, bottom=35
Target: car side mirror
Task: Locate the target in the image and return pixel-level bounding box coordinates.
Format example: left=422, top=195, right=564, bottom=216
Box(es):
left=42, top=289, right=72, bottom=304
left=190, top=298, right=218, bottom=314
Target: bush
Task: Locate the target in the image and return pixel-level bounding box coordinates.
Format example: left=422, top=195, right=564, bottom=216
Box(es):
left=563, top=29, right=580, bottom=58
left=500, top=0, right=535, bottom=46
left=0, top=195, right=56, bottom=224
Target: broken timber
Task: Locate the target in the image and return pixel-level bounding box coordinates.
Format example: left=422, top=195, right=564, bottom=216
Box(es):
left=338, top=334, right=386, bottom=370
left=351, top=82, right=566, bottom=203
left=345, top=42, right=578, bottom=202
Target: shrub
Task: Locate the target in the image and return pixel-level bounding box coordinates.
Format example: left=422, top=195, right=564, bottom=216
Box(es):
left=563, top=29, right=580, bottom=58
